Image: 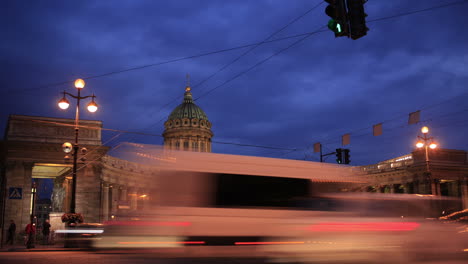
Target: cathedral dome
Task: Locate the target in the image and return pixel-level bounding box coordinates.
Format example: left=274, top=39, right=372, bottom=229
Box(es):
left=163, top=83, right=213, bottom=152
left=167, top=87, right=209, bottom=121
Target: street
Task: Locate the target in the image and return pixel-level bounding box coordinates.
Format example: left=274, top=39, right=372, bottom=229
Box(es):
left=0, top=250, right=467, bottom=264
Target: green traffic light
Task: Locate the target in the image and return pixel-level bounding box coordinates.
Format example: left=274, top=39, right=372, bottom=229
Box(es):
left=327, top=19, right=342, bottom=33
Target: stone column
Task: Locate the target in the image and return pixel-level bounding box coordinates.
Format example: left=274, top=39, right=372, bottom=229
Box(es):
left=111, top=185, right=119, bottom=217
left=120, top=186, right=127, bottom=201
left=143, top=190, right=151, bottom=210
left=450, top=181, right=459, bottom=197
left=101, top=183, right=109, bottom=221
left=129, top=188, right=138, bottom=210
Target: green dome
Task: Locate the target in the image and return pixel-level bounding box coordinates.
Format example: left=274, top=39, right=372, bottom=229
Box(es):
left=167, top=87, right=209, bottom=121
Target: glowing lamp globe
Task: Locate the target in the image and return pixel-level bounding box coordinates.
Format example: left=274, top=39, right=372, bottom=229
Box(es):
left=74, top=79, right=85, bottom=89
left=87, top=101, right=98, bottom=112
left=58, top=97, right=70, bottom=110
left=421, top=126, right=429, bottom=134
left=429, top=143, right=437, bottom=149
left=416, top=141, right=424, bottom=148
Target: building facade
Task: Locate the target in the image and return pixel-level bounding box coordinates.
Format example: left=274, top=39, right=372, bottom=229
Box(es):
left=360, top=148, right=468, bottom=209
left=2, top=106, right=468, bottom=244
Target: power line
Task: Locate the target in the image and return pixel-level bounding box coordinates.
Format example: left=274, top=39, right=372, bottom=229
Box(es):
left=367, top=0, right=468, bottom=23
left=193, top=1, right=324, bottom=90
left=194, top=27, right=327, bottom=101
left=2, top=32, right=319, bottom=96
left=137, top=2, right=324, bottom=131
left=29, top=119, right=296, bottom=151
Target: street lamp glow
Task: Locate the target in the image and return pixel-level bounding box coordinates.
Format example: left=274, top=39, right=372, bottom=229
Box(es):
left=74, top=79, right=85, bottom=89
left=416, top=141, right=424, bottom=148
left=87, top=100, right=98, bottom=112
left=58, top=97, right=70, bottom=109
left=421, top=126, right=429, bottom=134
left=429, top=143, right=437, bottom=149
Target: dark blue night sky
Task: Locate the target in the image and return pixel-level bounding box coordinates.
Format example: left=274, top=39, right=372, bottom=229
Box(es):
left=2, top=0, right=468, bottom=165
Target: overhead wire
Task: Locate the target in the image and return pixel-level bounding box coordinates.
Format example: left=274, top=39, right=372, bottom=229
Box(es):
left=119, top=1, right=326, bottom=132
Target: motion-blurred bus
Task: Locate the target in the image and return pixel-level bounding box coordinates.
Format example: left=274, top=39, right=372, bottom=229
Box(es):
left=94, top=146, right=466, bottom=263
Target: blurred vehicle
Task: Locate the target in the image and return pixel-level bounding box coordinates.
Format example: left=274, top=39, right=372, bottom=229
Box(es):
left=94, top=147, right=466, bottom=262
left=440, top=208, right=468, bottom=223
left=261, top=193, right=466, bottom=263
left=56, top=223, right=104, bottom=248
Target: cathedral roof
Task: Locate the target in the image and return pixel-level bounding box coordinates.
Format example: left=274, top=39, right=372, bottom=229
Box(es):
left=167, top=86, right=209, bottom=121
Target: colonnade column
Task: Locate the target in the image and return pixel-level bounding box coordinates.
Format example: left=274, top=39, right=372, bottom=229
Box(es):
left=130, top=188, right=138, bottom=210
left=101, top=183, right=109, bottom=221
left=144, top=190, right=151, bottom=210
left=120, top=186, right=127, bottom=201
left=111, top=185, right=119, bottom=217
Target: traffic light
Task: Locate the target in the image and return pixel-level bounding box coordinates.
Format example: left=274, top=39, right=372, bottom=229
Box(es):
left=324, top=0, right=349, bottom=37
left=343, top=149, right=351, bottom=164
left=346, top=0, right=368, bottom=40
left=335, top=148, right=343, bottom=164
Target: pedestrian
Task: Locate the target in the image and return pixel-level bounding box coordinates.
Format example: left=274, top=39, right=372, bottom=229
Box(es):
left=42, top=219, right=51, bottom=245
left=5, top=220, right=16, bottom=245
left=25, top=222, right=36, bottom=249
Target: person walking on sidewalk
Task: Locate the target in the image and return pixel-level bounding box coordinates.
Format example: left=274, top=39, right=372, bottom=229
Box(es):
left=6, top=220, right=16, bottom=245
left=25, top=222, right=36, bottom=249
left=42, top=219, right=51, bottom=245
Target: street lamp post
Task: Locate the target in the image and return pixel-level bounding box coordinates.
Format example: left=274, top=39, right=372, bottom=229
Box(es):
left=30, top=181, right=37, bottom=247
left=415, top=126, right=438, bottom=195
left=58, top=79, right=98, bottom=214
left=31, top=181, right=37, bottom=225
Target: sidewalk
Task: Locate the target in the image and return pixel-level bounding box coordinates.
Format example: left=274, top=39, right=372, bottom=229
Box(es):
left=1, top=243, right=86, bottom=252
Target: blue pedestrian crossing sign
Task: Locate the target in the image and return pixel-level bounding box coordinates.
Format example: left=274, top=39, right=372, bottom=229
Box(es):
left=9, top=187, right=22, bottom=199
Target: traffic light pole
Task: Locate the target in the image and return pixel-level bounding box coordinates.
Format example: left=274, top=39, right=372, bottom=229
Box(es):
left=320, top=150, right=338, bottom=162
